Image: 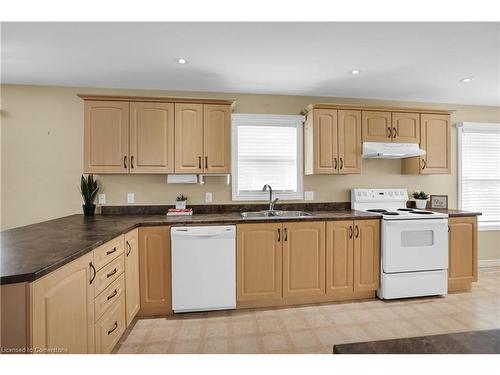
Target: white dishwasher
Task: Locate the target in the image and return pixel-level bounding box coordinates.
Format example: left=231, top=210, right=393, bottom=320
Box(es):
left=171, top=225, right=236, bottom=313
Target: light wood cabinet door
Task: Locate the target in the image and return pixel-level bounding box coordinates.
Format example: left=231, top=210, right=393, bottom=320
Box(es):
left=94, top=293, right=126, bottom=354
left=138, top=227, right=172, bottom=316
left=237, top=223, right=282, bottom=303
left=362, top=111, right=392, bottom=142
left=338, top=110, right=362, bottom=174
left=326, top=221, right=354, bottom=296
left=392, top=112, right=420, bottom=143
left=449, top=216, right=477, bottom=290
left=30, top=253, right=95, bottom=353
left=312, top=109, right=338, bottom=174
left=282, top=222, right=325, bottom=298
left=420, top=113, right=450, bottom=174
left=353, top=220, right=380, bottom=292
left=203, top=104, right=231, bottom=173
left=124, top=229, right=140, bottom=327
left=84, top=101, right=129, bottom=174
left=174, top=103, right=204, bottom=173
left=129, top=102, right=174, bottom=173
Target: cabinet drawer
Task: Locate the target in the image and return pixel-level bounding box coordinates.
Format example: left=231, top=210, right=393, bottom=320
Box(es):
left=93, top=236, right=124, bottom=270
left=94, top=293, right=126, bottom=354
left=94, top=255, right=125, bottom=297
left=95, top=274, right=125, bottom=321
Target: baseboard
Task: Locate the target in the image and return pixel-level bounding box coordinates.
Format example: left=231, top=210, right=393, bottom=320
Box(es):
left=478, top=259, right=500, bottom=268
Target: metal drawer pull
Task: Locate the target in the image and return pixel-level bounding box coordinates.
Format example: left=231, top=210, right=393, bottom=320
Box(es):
left=340, top=158, right=343, bottom=170
left=107, top=321, right=118, bottom=335
left=205, top=156, right=208, bottom=169
left=393, top=127, right=397, bottom=138
left=284, top=228, right=288, bottom=242
left=198, top=156, right=202, bottom=169
left=334, top=157, right=337, bottom=170
left=89, top=262, right=96, bottom=285
left=422, top=159, right=426, bottom=170
left=106, top=268, right=117, bottom=278
left=107, top=289, right=118, bottom=301
left=355, top=225, right=359, bottom=238
left=126, top=241, right=131, bottom=256
left=131, top=155, right=134, bottom=169
left=123, top=156, right=127, bottom=169
left=349, top=225, right=353, bottom=239
left=106, top=247, right=117, bottom=256
left=387, top=127, right=391, bottom=138
left=277, top=228, right=281, bottom=242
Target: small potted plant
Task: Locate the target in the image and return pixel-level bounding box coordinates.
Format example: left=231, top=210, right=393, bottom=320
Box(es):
left=80, top=174, right=99, bottom=216
left=175, top=194, right=188, bottom=209
left=412, top=190, right=429, bottom=209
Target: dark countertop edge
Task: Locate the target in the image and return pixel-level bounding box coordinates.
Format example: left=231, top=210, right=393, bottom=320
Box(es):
left=0, top=209, right=481, bottom=285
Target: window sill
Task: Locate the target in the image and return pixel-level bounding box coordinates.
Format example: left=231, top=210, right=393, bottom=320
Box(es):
left=232, top=192, right=303, bottom=201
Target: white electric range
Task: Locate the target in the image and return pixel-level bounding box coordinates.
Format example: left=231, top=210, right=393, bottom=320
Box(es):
left=352, top=188, right=448, bottom=300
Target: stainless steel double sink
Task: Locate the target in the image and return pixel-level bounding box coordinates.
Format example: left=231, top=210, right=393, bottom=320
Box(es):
left=240, top=210, right=313, bottom=219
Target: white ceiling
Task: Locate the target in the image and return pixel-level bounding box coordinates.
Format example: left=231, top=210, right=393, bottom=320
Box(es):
left=2, top=22, right=499, bottom=106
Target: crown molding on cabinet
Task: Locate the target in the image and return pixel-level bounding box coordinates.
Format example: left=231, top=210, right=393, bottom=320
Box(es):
left=304, top=103, right=454, bottom=115
left=77, top=94, right=235, bottom=107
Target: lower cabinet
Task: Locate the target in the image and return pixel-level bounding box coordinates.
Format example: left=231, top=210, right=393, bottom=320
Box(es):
left=94, top=293, right=126, bottom=354
left=30, top=252, right=95, bottom=354
left=124, top=229, right=140, bottom=326
left=448, top=216, right=478, bottom=292
left=138, top=226, right=172, bottom=316
left=326, top=219, right=380, bottom=298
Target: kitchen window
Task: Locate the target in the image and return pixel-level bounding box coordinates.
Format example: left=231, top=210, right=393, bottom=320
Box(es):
left=458, top=122, right=500, bottom=230
left=231, top=114, right=304, bottom=201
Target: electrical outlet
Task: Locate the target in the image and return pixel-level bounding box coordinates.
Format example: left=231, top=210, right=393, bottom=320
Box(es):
left=205, top=192, right=213, bottom=203
left=127, top=193, right=135, bottom=204
left=98, top=193, right=106, bottom=205
left=304, top=191, right=314, bottom=201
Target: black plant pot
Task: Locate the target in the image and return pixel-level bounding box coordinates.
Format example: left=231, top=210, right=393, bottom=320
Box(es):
left=83, top=204, right=96, bottom=216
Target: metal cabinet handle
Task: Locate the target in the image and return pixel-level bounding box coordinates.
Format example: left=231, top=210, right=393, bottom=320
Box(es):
left=393, top=127, right=397, bottom=139
left=349, top=225, right=353, bottom=239
left=448, top=226, right=450, bottom=233
left=123, top=156, right=127, bottom=169
left=422, top=159, right=426, bottom=170
left=126, top=241, right=131, bottom=257
left=284, top=228, right=288, bottom=242
left=107, top=321, right=118, bottom=335
left=130, top=155, right=134, bottom=169
left=277, top=228, right=281, bottom=242
left=355, top=225, right=359, bottom=238
left=89, top=262, right=96, bottom=285
left=205, top=156, right=208, bottom=169
left=107, top=289, right=118, bottom=301
left=334, top=157, right=337, bottom=170
left=387, top=127, right=391, bottom=138
left=106, top=268, right=117, bottom=278
left=340, top=158, right=343, bottom=170
left=198, top=156, right=202, bottom=169
left=106, top=247, right=117, bottom=256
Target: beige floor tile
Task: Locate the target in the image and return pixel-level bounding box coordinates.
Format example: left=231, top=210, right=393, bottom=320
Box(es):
left=330, top=311, right=356, bottom=325
left=302, top=313, right=334, bottom=328
left=232, top=321, right=257, bottom=336
left=288, top=330, right=321, bottom=349
left=281, top=316, right=309, bottom=331
left=177, top=325, right=203, bottom=340
left=261, top=333, right=290, bottom=352
left=122, top=327, right=151, bottom=344
left=172, top=340, right=202, bottom=354
left=337, top=325, right=371, bottom=344
left=232, top=336, right=261, bottom=353
left=205, top=323, right=229, bottom=338
left=257, top=318, right=282, bottom=333
left=314, top=327, right=349, bottom=346
left=116, top=343, right=142, bottom=354
left=202, top=338, right=229, bottom=354
left=148, top=326, right=178, bottom=342
left=142, top=340, right=171, bottom=354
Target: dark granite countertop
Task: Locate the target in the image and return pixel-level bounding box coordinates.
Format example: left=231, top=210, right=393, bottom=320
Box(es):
left=0, top=209, right=379, bottom=285
left=333, top=329, right=500, bottom=354
left=429, top=208, right=482, bottom=217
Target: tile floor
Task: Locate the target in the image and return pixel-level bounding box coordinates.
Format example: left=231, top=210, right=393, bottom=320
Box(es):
left=115, top=267, right=500, bottom=354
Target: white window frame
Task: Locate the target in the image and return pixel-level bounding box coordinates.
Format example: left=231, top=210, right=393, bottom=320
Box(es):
left=457, top=122, right=500, bottom=231
left=231, top=113, right=304, bottom=201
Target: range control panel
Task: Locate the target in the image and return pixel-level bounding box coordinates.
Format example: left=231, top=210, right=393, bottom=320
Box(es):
left=351, top=189, right=409, bottom=203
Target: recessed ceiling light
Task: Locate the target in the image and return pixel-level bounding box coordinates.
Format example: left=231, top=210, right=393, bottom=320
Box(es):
left=460, top=77, right=473, bottom=83
left=176, top=58, right=187, bottom=64
left=351, top=69, right=361, bottom=75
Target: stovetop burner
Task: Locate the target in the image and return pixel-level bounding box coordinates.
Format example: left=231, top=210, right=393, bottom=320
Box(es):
left=367, top=209, right=388, bottom=213
left=397, top=208, right=414, bottom=212
left=383, top=212, right=400, bottom=215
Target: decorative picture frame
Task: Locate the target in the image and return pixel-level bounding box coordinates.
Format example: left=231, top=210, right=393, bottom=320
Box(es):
left=430, top=195, right=448, bottom=209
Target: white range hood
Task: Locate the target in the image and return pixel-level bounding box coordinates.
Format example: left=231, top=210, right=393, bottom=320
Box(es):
left=362, top=142, right=425, bottom=159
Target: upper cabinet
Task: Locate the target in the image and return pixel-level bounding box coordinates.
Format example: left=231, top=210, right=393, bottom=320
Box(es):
left=392, top=112, right=420, bottom=143
left=80, top=95, right=234, bottom=175
left=304, top=108, right=361, bottom=175
left=84, top=101, right=130, bottom=174
left=362, top=111, right=392, bottom=142
left=402, top=113, right=451, bottom=175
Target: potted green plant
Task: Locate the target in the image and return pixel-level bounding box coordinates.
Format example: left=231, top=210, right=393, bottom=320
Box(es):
left=80, top=174, right=99, bottom=216
left=412, top=190, right=429, bottom=209
left=175, top=194, right=188, bottom=209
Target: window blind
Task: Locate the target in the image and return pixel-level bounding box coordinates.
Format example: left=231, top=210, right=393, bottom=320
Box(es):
left=232, top=114, right=304, bottom=201
left=459, top=123, right=500, bottom=226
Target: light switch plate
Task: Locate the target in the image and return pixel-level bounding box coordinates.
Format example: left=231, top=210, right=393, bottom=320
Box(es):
left=127, top=193, right=135, bottom=204
left=205, top=192, right=213, bottom=203
left=98, top=193, right=106, bottom=205
left=304, top=191, right=314, bottom=201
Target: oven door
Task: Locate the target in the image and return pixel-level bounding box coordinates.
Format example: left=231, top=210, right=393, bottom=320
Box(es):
left=382, top=218, right=448, bottom=273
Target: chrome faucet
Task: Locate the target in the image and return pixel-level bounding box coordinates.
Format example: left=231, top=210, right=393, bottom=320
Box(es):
left=262, top=184, right=279, bottom=211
